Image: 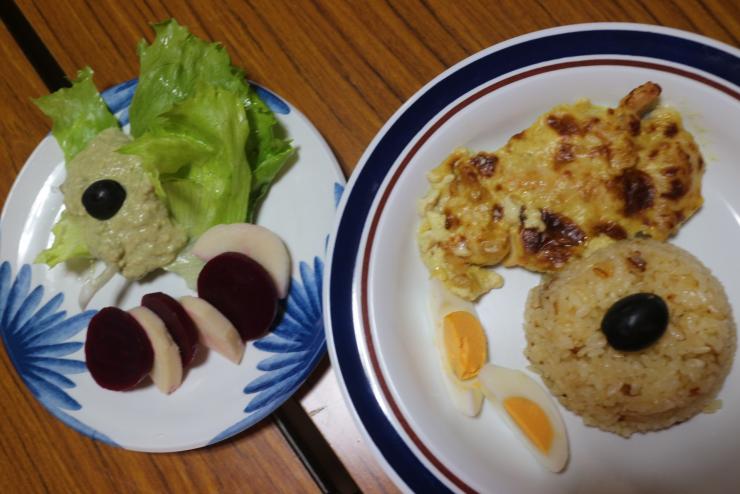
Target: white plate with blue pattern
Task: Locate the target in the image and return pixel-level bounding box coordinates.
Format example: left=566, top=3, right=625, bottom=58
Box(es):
left=0, top=80, right=344, bottom=452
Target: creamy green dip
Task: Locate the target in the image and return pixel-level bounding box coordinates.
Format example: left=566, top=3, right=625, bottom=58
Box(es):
left=61, top=128, right=187, bottom=279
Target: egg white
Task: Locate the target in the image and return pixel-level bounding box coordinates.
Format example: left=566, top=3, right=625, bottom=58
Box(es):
left=477, top=363, right=569, bottom=472
left=428, top=279, right=484, bottom=417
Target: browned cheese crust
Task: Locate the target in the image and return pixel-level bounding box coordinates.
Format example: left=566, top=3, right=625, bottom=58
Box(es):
left=417, top=82, right=704, bottom=300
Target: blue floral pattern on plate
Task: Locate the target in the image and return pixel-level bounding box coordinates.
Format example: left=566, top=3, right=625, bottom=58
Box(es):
left=101, top=78, right=137, bottom=126
left=255, top=86, right=291, bottom=115
left=0, top=262, right=115, bottom=445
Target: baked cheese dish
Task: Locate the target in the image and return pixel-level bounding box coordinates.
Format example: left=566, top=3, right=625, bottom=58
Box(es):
left=418, top=82, right=704, bottom=300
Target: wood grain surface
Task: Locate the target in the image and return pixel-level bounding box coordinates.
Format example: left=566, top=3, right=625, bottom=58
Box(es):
left=0, top=21, right=47, bottom=212
left=2, top=1, right=738, bottom=493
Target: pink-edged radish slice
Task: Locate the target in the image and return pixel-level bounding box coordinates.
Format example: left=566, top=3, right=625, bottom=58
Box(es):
left=197, top=252, right=278, bottom=341
left=179, top=296, right=245, bottom=364
left=85, top=307, right=153, bottom=391
left=142, top=292, right=199, bottom=367
left=129, top=306, right=183, bottom=394
left=191, top=223, right=291, bottom=298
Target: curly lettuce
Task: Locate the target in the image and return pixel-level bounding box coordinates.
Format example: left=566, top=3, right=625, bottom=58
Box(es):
left=129, top=19, right=249, bottom=137
left=126, top=18, right=294, bottom=231
left=244, top=85, right=295, bottom=218
left=34, top=211, right=91, bottom=266
left=34, top=67, right=119, bottom=162
left=120, top=83, right=251, bottom=238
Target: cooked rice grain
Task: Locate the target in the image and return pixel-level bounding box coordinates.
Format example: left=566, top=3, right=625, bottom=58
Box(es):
left=524, top=239, right=735, bottom=436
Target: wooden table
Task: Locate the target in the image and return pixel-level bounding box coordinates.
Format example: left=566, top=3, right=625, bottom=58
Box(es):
left=1, top=1, right=736, bottom=492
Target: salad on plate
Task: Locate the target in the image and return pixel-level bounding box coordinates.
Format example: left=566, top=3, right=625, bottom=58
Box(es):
left=32, top=19, right=296, bottom=394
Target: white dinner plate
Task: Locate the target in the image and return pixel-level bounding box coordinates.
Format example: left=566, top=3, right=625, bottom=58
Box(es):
left=0, top=80, right=344, bottom=452
left=325, top=23, right=740, bottom=493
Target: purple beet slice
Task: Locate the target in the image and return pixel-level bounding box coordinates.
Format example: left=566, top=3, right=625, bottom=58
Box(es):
left=141, top=292, right=199, bottom=367
left=197, top=252, right=278, bottom=341
left=85, top=307, right=154, bottom=391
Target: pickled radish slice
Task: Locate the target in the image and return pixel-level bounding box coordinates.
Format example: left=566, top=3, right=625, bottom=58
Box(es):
left=179, top=296, right=244, bottom=364
left=85, top=307, right=153, bottom=391
left=142, top=292, right=199, bottom=366
left=129, top=306, right=183, bottom=394
left=197, top=252, right=278, bottom=341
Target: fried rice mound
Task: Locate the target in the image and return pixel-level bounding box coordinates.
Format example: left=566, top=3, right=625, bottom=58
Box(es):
left=524, top=239, right=735, bottom=436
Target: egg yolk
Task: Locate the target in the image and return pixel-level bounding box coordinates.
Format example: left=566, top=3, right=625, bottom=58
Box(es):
left=442, top=311, right=487, bottom=380
left=503, top=396, right=553, bottom=454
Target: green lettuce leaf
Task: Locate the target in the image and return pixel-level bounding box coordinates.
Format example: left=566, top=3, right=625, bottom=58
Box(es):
left=34, top=211, right=91, bottom=266
left=127, top=18, right=294, bottom=227
left=34, top=67, right=119, bottom=161
left=120, top=83, right=251, bottom=238
left=129, top=19, right=248, bottom=137
left=164, top=252, right=205, bottom=291
left=245, top=85, right=295, bottom=218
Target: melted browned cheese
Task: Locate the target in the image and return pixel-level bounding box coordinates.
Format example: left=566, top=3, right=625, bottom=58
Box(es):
left=418, top=83, right=704, bottom=301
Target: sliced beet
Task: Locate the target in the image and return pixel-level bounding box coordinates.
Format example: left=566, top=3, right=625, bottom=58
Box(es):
left=197, top=252, right=278, bottom=341
left=85, top=307, right=154, bottom=391
left=141, top=292, right=199, bottom=367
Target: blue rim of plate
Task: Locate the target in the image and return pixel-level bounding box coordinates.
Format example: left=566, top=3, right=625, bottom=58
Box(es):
left=325, top=23, right=740, bottom=492
left=0, top=79, right=342, bottom=452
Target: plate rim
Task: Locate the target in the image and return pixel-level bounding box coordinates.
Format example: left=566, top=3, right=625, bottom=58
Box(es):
left=324, top=23, right=740, bottom=493
left=0, top=79, right=346, bottom=452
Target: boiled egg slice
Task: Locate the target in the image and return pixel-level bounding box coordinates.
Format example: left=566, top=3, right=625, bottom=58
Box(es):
left=428, top=279, right=486, bottom=417
left=478, top=363, right=569, bottom=472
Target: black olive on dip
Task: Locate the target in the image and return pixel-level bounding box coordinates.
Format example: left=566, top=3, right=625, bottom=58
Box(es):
left=82, top=179, right=126, bottom=220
